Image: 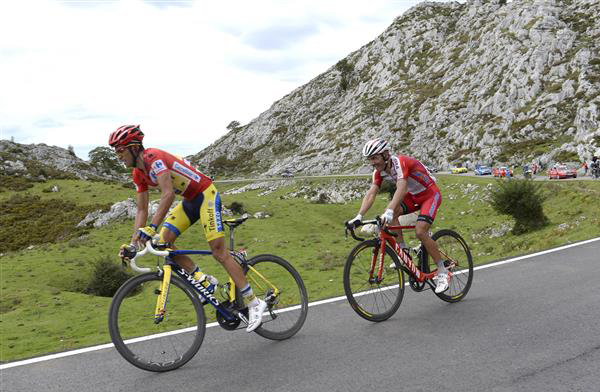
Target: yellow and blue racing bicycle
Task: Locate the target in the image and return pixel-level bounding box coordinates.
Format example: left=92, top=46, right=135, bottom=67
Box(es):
left=108, top=216, right=308, bottom=372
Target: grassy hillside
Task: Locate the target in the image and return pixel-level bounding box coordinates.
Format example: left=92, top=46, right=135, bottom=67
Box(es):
left=1, top=176, right=599, bottom=362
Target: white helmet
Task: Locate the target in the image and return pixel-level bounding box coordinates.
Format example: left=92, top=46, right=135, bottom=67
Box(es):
left=362, top=138, right=390, bottom=157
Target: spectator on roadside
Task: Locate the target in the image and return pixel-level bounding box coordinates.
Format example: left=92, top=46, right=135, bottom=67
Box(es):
left=583, top=161, right=588, bottom=176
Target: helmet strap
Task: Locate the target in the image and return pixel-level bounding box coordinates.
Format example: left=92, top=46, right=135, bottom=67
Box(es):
left=382, top=151, right=390, bottom=168
left=128, top=145, right=141, bottom=168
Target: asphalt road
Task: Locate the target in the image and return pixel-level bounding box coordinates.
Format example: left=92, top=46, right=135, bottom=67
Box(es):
left=3, top=239, right=600, bottom=392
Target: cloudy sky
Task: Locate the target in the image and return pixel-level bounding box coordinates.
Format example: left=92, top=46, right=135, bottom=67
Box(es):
left=0, top=0, right=453, bottom=160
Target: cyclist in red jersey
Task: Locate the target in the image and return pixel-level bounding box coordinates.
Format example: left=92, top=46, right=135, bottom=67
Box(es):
left=346, top=138, right=450, bottom=293
left=109, top=125, right=266, bottom=332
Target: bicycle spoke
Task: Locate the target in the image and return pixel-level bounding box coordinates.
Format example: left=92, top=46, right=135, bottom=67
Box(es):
left=109, top=274, right=206, bottom=372
left=343, top=240, right=404, bottom=322
left=430, top=230, right=473, bottom=302
left=249, top=254, right=308, bottom=340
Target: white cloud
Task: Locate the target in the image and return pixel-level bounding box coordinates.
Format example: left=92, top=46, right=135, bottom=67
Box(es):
left=0, top=0, right=451, bottom=160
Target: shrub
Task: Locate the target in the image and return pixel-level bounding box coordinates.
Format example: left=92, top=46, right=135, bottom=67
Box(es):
left=85, top=256, right=136, bottom=297
left=489, top=179, right=548, bottom=235
left=227, top=201, right=246, bottom=215
left=0, top=194, right=109, bottom=251
left=0, top=175, right=35, bottom=192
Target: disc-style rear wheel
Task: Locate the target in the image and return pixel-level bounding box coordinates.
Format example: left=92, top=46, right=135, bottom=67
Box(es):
left=428, top=229, right=473, bottom=303
left=248, top=254, right=308, bottom=340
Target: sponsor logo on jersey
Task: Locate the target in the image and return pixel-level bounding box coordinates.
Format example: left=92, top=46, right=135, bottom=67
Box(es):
left=208, top=207, right=215, bottom=230
left=151, top=159, right=167, bottom=175
left=215, top=193, right=223, bottom=231
left=173, top=161, right=201, bottom=182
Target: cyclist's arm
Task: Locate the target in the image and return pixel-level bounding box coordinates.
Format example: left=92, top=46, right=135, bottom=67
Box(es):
left=386, top=178, right=408, bottom=213
left=358, top=183, right=380, bottom=216
left=152, top=171, right=176, bottom=227
left=132, top=190, right=149, bottom=243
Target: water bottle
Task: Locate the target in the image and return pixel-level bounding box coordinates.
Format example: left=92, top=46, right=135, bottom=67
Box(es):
left=193, top=271, right=219, bottom=303
left=360, top=223, right=379, bottom=236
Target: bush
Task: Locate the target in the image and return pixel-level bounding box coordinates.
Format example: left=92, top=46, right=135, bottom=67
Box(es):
left=0, top=194, right=109, bottom=251
left=489, top=179, right=548, bottom=234
left=85, top=256, right=136, bottom=297
left=0, top=175, right=35, bottom=192
left=227, top=201, right=246, bottom=215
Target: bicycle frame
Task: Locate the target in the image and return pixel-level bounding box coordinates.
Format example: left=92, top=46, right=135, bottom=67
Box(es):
left=128, top=242, right=280, bottom=327
left=370, top=224, right=451, bottom=285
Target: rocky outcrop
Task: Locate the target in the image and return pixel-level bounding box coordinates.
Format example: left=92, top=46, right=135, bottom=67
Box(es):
left=190, top=0, right=600, bottom=176
left=0, top=140, right=126, bottom=182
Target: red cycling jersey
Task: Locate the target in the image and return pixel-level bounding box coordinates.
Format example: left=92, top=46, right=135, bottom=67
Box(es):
left=372, top=155, right=436, bottom=195
left=132, top=148, right=212, bottom=200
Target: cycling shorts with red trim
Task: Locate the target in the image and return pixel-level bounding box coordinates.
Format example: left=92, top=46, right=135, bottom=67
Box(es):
left=399, top=185, right=442, bottom=225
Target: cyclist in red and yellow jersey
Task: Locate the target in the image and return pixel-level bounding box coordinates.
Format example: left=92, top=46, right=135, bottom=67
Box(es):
left=109, top=125, right=266, bottom=332
left=346, top=138, right=449, bottom=293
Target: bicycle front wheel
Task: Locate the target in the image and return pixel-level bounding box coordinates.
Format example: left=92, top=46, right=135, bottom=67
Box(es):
left=108, top=272, right=206, bottom=372
left=343, top=239, right=405, bottom=322
left=430, top=229, right=474, bottom=303
left=247, top=254, right=308, bottom=340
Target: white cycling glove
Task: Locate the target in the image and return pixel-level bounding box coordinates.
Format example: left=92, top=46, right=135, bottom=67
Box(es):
left=381, top=209, right=394, bottom=224
left=347, top=213, right=363, bottom=228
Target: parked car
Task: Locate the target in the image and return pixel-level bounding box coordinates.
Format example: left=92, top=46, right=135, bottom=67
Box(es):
left=493, top=167, right=513, bottom=177
left=281, top=170, right=294, bottom=178
left=451, top=167, right=468, bottom=174
left=474, top=166, right=492, bottom=175
left=548, top=165, right=577, bottom=179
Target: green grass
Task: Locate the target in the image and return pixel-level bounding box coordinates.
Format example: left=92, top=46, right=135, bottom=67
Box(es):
left=1, top=176, right=600, bottom=362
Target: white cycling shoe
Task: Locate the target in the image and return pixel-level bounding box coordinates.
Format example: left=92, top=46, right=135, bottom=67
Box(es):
left=246, top=299, right=267, bottom=332
left=434, top=274, right=449, bottom=293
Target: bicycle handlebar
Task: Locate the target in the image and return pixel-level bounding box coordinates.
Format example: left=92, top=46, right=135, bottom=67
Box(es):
left=125, top=241, right=170, bottom=274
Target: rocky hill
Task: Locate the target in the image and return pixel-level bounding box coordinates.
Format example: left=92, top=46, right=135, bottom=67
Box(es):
left=190, top=0, right=600, bottom=176
left=0, top=140, right=126, bottom=187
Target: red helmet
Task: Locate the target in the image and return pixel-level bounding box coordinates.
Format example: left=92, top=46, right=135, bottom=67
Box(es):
left=109, top=125, right=144, bottom=148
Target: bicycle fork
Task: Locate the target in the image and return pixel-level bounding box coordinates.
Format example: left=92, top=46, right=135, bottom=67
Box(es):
left=154, top=265, right=173, bottom=324
left=367, top=241, right=386, bottom=284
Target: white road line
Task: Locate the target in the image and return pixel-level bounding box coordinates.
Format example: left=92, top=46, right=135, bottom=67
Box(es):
left=2, top=237, right=599, bottom=370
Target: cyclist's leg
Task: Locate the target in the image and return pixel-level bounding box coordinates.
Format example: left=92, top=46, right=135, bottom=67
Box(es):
left=391, top=193, right=418, bottom=247
left=414, top=188, right=443, bottom=264
left=200, top=184, right=266, bottom=331
left=159, top=200, right=196, bottom=272
left=197, top=185, right=248, bottom=288
left=413, top=188, right=449, bottom=292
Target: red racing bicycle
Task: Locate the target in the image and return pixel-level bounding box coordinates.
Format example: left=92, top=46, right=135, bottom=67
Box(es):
left=343, top=217, right=473, bottom=322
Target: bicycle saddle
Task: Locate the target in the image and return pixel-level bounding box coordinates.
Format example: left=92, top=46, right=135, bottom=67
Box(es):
left=223, top=214, right=249, bottom=228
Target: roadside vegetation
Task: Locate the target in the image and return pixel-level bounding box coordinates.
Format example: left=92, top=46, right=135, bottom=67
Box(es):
left=1, top=176, right=599, bottom=362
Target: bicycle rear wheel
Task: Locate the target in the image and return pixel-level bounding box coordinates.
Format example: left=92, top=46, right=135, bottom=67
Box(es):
left=429, top=229, right=474, bottom=303
left=343, top=239, right=405, bottom=322
left=108, top=272, right=206, bottom=372
left=247, top=254, right=308, bottom=340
